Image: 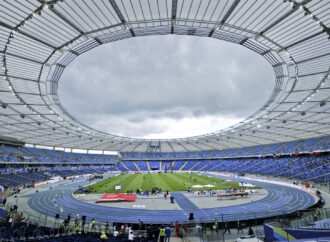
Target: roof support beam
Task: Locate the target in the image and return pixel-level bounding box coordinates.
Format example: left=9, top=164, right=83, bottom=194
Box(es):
left=209, top=0, right=240, bottom=37
left=279, top=31, right=325, bottom=51
left=109, top=0, right=126, bottom=23
left=37, top=0, right=85, bottom=35
left=176, top=142, right=189, bottom=152
left=85, top=23, right=123, bottom=36
left=221, top=0, right=241, bottom=25
left=132, top=143, right=141, bottom=152
left=259, top=0, right=312, bottom=36
left=0, top=51, right=43, bottom=65
left=288, top=53, right=330, bottom=66
left=108, top=0, right=135, bottom=37
left=171, top=0, right=178, bottom=34
left=0, top=74, right=39, bottom=83
left=0, top=20, right=56, bottom=49
left=167, top=141, right=175, bottom=152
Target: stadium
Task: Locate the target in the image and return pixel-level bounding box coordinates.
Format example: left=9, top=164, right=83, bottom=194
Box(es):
left=0, top=0, right=329, bottom=241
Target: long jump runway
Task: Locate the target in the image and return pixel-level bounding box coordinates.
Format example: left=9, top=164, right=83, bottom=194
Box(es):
left=24, top=173, right=316, bottom=224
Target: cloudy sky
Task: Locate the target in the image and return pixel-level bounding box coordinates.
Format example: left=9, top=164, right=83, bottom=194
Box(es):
left=59, top=35, right=274, bottom=139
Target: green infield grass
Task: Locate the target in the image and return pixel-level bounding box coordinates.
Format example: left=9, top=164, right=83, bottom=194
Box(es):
left=77, top=173, right=258, bottom=194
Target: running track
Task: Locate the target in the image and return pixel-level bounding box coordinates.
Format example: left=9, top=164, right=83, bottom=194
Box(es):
left=25, top=173, right=316, bottom=224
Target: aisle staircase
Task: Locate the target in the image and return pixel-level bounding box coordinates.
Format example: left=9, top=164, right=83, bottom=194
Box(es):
left=133, top=161, right=141, bottom=171
left=179, top=161, right=188, bottom=171
left=119, top=161, right=130, bottom=171
left=189, top=161, right=201, bottom=171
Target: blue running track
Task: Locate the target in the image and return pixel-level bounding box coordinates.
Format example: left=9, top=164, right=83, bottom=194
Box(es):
left=171, top=192, right=198, bottom=210
left=26, top=173, right=316, bottom=224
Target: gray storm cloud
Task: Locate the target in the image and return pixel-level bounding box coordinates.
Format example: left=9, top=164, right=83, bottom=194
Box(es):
left=59, top=35, right=274, bottom=138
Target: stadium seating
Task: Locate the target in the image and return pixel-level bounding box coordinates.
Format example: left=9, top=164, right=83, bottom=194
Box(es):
left=0, top=135, right=329, bottom=187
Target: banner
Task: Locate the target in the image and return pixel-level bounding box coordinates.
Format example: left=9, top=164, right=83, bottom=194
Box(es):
left=34, top=176, right=63, bottom=187
left=96, top=193, right=136, bottom=203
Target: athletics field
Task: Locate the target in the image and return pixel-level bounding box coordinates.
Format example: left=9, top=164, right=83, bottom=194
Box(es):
left=80, top=173, right=256, bottom=194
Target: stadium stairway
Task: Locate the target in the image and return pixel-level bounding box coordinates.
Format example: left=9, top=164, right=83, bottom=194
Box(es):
left=133, top=161, right=141, bottom=171
left=178, top=161, right=188, bottom=171
left=189, top=161, right=201, bottom=171
left=209, top=160, right=226, bottom=171
left=118, top=161, right=130, bottom=171
left=198, top=160, right=213, bottom=171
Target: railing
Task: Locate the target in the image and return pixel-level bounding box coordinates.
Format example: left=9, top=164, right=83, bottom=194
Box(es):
left=266, top=208, right=330, bottom=230
left=3, top=205, right=330, bottom=241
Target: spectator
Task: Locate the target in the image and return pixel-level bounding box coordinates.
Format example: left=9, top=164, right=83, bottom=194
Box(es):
left=75, top=222, right=80, bottom=234
left=128, top=231, right=134, bottom=241
left=183, top=221, right=188, bottom=234
left=139, top=219, right=144, bottom=230
left=153, top=224, right=160, bottom=240
left=121, top=224, right=128, bottom=238
left=159, top=225, right=165, bottom=242
left=223, top=221, right=231, bottom=234
left=197, top=224, right=204, bottom=242
left=175, top=221, right=180, bottom=237
left=91, top=218, right=96, bottom=232
left=213, top=220, right=218, bottom=234
left=248, top=227, right=254, bottom=235
left=147, top=223, right=154, bottom=242
left=105, top=221, right=110, bottom=234
left=165, top=225, right=171, bottom=241
left=237, top=220, right=243, bottom=234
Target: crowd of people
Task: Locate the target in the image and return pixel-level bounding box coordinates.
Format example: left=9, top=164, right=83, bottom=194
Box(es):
left=135, top=186, right=163, bottom=196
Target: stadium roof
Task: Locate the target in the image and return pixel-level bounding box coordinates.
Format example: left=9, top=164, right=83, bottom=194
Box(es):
left=0, top=0, right=329, bottom=152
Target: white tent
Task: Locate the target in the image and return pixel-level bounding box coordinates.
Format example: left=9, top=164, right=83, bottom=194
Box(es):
left=192, top=185, right=204, bottom=188
left=204, top=184, right=215, bottom=188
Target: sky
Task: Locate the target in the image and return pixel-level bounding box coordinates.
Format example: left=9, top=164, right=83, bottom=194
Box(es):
left=59, top=35, right=274, bottom=139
